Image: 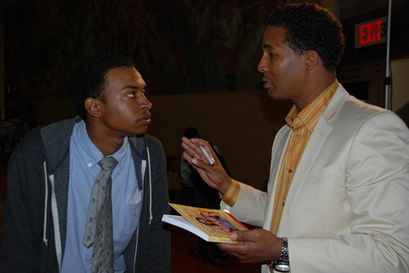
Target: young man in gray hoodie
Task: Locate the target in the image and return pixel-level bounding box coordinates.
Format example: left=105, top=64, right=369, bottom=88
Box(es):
left=0, top=55, right=171, bottom=273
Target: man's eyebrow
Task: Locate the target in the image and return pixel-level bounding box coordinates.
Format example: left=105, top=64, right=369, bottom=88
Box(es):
left=122, top=85, right=140, bottom=90
left=263, top=43, right=273, bottom=49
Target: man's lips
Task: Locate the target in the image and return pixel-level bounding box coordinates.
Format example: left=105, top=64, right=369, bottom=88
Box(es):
left=262, top=76, right=271, bottom=89
left=139, top=114, right=152, bottom=125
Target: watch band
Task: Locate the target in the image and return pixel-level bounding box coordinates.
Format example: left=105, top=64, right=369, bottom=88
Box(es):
left=272, top=237, right=290, bottom=272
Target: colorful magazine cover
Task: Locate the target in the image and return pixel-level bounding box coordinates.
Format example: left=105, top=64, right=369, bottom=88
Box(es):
left=162, top=203, right=248, bottom=243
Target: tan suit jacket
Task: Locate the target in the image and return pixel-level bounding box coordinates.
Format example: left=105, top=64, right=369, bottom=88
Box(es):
left=222, top=85, right=409, bottom=272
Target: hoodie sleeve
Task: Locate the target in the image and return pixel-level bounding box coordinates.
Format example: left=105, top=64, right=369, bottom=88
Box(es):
left=0, top=128, right=58, bottom=272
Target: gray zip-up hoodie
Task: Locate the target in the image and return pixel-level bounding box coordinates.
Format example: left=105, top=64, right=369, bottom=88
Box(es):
left=0, top=117, right=171, bottom=273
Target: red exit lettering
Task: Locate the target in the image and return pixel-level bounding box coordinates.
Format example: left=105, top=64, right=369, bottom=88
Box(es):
left=359, top=20, right=385, bottom=45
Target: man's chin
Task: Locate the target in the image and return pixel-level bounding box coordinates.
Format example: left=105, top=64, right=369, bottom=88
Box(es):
left=267, top=89, right=278, bottom=99
left=129, top=127, right=149, bottom=137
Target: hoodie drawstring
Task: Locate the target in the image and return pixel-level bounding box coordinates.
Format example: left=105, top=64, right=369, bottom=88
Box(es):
left=146, top=146, right=153, bottom=225
left=42, top=161, right=49, bottom=246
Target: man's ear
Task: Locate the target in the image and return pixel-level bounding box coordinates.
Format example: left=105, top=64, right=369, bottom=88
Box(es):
left=303, top=50, right=319, bottom=71
left=84, top=97, right=102, bottom=118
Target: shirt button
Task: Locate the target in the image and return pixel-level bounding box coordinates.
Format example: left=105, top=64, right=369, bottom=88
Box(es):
left=87, top=163, right=92, bottom=168
left=288, top=169, right=293, bottom=173
left=282, top=202, right=285, bottom=206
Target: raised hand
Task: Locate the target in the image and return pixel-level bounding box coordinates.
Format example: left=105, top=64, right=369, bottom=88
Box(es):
left=181, top=136, right=232, bottom=195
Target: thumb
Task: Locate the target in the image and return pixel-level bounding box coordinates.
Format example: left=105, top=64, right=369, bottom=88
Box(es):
left=230, top=231, right=249, bottom=242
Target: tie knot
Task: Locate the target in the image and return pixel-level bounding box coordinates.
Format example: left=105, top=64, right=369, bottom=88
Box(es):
left=98, top=157, right=118, bottom=171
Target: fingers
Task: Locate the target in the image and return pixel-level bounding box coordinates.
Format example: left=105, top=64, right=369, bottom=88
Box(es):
left=216, top=229, right=282, bottom=263
left=181, top=136, right=232, bottom=193
left=181, top=137, right=216, bottom=168
left=217, top=240, right=252, bottom=262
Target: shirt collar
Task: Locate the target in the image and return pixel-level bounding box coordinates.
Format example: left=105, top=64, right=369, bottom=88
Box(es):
left=73, top=120, right=129, bottom=170
left=285, top=80, right=339, bottom=132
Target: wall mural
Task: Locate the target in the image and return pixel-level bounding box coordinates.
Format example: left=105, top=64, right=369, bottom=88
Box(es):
left=4, top=0, right=391, bottom=100
left=5, top=0, right=283, bottom=99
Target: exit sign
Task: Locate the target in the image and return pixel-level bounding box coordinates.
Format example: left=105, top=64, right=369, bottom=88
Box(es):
left=354, top=16, right=387, bottom=48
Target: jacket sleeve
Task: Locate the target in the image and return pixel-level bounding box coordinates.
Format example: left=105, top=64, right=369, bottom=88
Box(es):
left=220, top=182, right=269, bottom=227
left=0, top=130, right=57, bottom=273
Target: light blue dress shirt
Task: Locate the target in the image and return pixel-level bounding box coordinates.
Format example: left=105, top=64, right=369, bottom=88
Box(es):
left=61, top=121, right=142, bottom=273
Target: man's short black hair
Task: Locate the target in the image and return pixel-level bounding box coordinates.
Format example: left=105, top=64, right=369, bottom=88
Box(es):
left=268, top=3, right=345, bottom=71
left=70, top=55, right=135, bottom=121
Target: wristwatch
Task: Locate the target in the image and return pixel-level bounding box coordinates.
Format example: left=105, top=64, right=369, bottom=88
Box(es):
left=272, top=237, right=290, bottom=272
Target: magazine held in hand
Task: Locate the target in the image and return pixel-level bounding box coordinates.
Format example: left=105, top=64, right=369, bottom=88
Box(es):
left=162, top=203, right=248, bottom=243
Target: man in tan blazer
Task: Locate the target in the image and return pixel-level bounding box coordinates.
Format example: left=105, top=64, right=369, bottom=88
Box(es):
left=181, top=3, right=409, bottom=273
